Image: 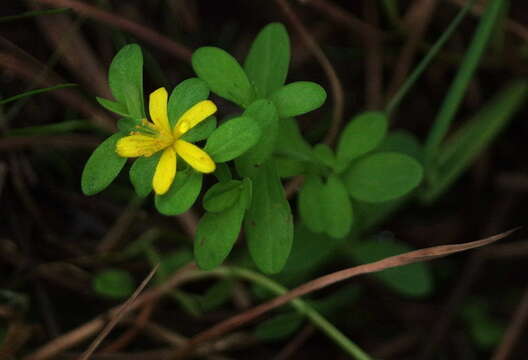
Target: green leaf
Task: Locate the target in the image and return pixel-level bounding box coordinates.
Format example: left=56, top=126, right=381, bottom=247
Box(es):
left=213, top=163, right=232, bottom=182
left=278, top=224, right=346, bottom=286
left=117, top=117, right=137, bottom=132
left=350, top=237, right=433, bottom=297
left=344, top=152, right=423, bottom=203
left=159, top=250, right=193, bottom=279
left=192, top=46, right=254, bottom=107
left=92, top=269, right=135, bottom=300
left=276, top=118, right=313, bottom=161
left=181, top=116, right=216, bottom=142
left=321, top=175, right=354, bottom=238
left=0, top=83, right=77, bottom=105
left=202, top=180, right=242, bottom=212
left=377, top=130, right=423, bottom=163
left=424, top=0, right=506, bottom=167
left=337, top=111, right=388, bottom=162
left=313, top=143, right=336, bottom=169
left=96, top=97, right=129, bottom=117
left=205, top=116, right=262, bottom=162
left=254, top=312, right=303, bottom=341
left=422, top=80, right=527, bottom=203
left=197, top=280, right=233, bottom=312
left=275, top=157, right=306, bottom=178
left=245, top=162, right=293, bottom=274
left=244, top=23, right=290, bottom=98
left=108, top=44, right=145, bottom=119
left=168, top=78, right=210, bottom=128
left=155, top=168, right=203, bottom=215
left=240, top=177, right=253, bottom=210
left=310, top=285, right=361, bottom=316
left=81, top=132, right=126, bottom=195
left=129, top=153, right=160, bottom=198
left=270, top=81, right=326, bottom=118
left=298, top=175, right=325, bottom=233
left=235, top=99, right=279, bottom=177
left=195, top=201, right=246, bottom=270
left=6, top=120, right=90, bottom=136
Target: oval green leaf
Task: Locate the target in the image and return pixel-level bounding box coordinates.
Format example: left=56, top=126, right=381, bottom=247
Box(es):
left=129, top=153, right=160, bottom=198
left=321, top=175, right=354, bottom=238
left=337, top=111, right=388, bottom=163
left=192, top=46, right=254, bottom=107
left=245, top=162, right=293, bottom=274
left=235, top=99, right=279, bottom=177
left=92, top=269, right=135, bottom=300
left=155, top=168, right=203, bottom=215
left=108, top=44, right=145, bottom=119
left=194, top=202, right=245, bottom=270
left=168, top=78, right=210, bottom=127
left=244, top=22, right=290, bottom=98
left=205, top=116, right=262, bottom=163
left=298, top=175, right=325, bottom=233
left=344, top=152, right=423, bottom=203
left=81, top=132, right=126, bottom=195
left=202, top=180, right=242, bottom=213
left=270, top=81, right=326, bottom=118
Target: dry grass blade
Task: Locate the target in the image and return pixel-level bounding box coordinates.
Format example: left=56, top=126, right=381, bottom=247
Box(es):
left=24, top=263, right=197, bottom=360
left=33, top=0, right=192, bottom=62
left=177, top=228, right=519, bottom=356
left=78, top=264, right=159, bottom=360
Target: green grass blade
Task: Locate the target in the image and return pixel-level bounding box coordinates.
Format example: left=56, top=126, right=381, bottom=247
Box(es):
left=424, top=0, right=505, bottom=174
left=385, top=0, right=478, bottom=116
left=421, top=80, right=528, bottom=203
left=6, top=120, right=92, bottom=136
left=0, top=8, right=70, bottom=24
left=0, top=84, right=78, bottom=105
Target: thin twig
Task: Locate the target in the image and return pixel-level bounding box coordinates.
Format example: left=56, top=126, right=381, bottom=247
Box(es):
left=0, top=52, right=114, bottom=131
left=275, top=0, right=344, bottom=146
left=29, top=2, right=111, bottom=98
left=386, top=0, right=439, bottom=101
left=34, top=0, right=192, bottom=62
left=178, top=229, right=517, bottom=356
left=79, top=265, right=159, bottom=360
left=23, top=263, right=198, bottom=360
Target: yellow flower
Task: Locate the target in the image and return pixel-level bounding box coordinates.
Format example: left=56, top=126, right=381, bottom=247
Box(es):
left=116, top=87, right=216, bottom=195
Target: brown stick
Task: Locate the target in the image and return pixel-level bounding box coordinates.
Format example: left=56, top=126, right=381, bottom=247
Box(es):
left=175, top=229, right=518, bottom=357
left=34, top=0, right=192, bottom=62
left=0, top=52, right=114, bottom=131
left=275, top=0, right=345, bottom=146
left=23, top=263, right=198, bottom=360
left=30, top=2, right=111, bottom=98
left=386, top=0, right=439, bottom=101
left=78, top=265, right=159, bottom=360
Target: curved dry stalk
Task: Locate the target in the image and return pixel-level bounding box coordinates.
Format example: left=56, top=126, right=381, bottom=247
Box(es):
left=175, top=229, right=518, bottom=358
left=34, top=0, right=192, bottom=62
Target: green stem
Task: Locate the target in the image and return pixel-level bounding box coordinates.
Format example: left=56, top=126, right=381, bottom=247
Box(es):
left=385, top=0, right=478, bottom=116
left=217, top=266, right=373, bottom=360
left=424, top=0, right=505, bottom=173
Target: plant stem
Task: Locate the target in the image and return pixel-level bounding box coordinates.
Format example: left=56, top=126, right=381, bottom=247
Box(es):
left=385, top=0, right=478, bottom=116
left=424, top=0, right=505, bottom=175
left=217, top=266, right=373, bottom=360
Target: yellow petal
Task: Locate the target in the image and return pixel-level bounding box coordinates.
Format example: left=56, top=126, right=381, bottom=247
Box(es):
left=116, top=134, right=163, bottom=157
left=152, top=147, right=177, bottom=195
left=174, top=100, right=217, bottom=137
left=149, top=88, right=170, bottom=134
left=175, top=140, right=215, bottom=173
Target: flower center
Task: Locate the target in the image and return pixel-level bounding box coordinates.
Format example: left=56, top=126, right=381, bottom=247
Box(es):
left=130, top=119, right=175, bottom=156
